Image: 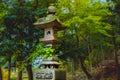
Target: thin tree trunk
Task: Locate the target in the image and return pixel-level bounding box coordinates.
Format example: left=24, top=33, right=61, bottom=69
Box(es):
left=75, top=28, right=80, bottom=70
left=18, top=68, right=22, bottom=80
left=73, top=55, right=80, bottom=71
left=0, top=68, right=2, bottom=80
left=8, top=58, right=11, bottom=80
left=87, top=37, right=92, bottom=54
left=87, top=38, right=93, bottom=71
left=26, top=65, right=33, bottom=80
left=73, top=58, right=77, bottom=71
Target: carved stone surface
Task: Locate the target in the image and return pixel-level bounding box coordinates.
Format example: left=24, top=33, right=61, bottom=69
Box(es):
left=33, top=69, right=66, bottom=80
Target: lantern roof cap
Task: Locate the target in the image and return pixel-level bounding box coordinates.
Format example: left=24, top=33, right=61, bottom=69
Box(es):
left=34, top=14, right=65, bottom=30
left=34, top=14, right=56, bottom=25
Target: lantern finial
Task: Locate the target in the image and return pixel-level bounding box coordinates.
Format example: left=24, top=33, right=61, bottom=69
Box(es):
left=48, top=6, right=56, bottom=14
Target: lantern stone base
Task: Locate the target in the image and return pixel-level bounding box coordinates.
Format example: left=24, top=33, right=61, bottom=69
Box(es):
left=33, top=69, right=66, bottom=80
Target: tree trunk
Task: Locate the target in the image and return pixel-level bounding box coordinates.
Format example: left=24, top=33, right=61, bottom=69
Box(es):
left=75, top=29, right=93, bottom=79
left=0, top=0, right=2, bottom=3
left=73, top=55, right=80, bottom=71
left=74, top=29, right=80, bottom=70
left=34, top=0, right=39, bottom=9
left=87, top=38, right=93, bottom=71
left=26, top=65, right=33, bottom=80
left=107, top=0, right=120, bottom=78
left=0, top=68, right=3, bottom=80
left=79, top=56, right=93, bottom=79
left=8, top=58, right=11, bottom=80
left=18, top=69, right=22, bottom=80
left=113, top=36, right=120, bottom=80
left=18, top=0, right=24, bottom=6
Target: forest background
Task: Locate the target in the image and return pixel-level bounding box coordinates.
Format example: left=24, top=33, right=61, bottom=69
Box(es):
left=0, top=0, right=120, bottom=80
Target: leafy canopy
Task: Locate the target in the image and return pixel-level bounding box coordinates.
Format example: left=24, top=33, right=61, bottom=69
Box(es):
left=56, top=0, right=112, bottom=37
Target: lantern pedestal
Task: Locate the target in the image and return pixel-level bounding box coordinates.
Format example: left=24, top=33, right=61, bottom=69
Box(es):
left=33, top=57, right=66, bottom=80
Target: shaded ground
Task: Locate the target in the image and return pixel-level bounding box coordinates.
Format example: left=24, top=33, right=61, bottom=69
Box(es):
left=94, top=60, right=120, bottom=80
left=67, top=60, right=120, bottom=80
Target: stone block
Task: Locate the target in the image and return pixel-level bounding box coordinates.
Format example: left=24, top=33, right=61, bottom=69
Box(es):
left=33, top=69, right=66, bottom=80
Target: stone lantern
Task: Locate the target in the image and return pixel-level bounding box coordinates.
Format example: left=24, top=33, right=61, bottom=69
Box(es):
left=33, top=6, right=66, bottom=80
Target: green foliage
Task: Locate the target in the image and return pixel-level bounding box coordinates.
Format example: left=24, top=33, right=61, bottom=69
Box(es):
left=0, top=3, right=7, bottom=20
left=89, top=49, right=103, bottom=65
left=116, top=36, right=120, bottom=44
left=56, top=0, right=112, bottom=37
left=0, top=57, right=6, bottom=66
left=31, top=43, right=54, bottom=60
left=0, top=38, right=16, bottom=54
left=55, top=0, right=112, bottom=57
left=0, top=0, right=120, bottom=79
left=0, top=3, right=7, bottom=33
left=54, top=1, right=115, bottom=75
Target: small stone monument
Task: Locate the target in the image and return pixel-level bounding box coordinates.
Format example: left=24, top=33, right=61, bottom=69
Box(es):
left=34, top=6, right=66, bottom=80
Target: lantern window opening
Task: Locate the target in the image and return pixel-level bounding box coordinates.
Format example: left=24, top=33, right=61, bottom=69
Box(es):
left=47, top=31, right=51, bottom=35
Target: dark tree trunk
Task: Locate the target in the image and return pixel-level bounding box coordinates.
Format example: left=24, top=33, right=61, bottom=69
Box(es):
left=73, top=55, right=80, bottom=71
left=79, top=56, right=93, bottom=79
left=18, top=69, right=22, bottom=80
left=74, top=32, right=80, bottom=70
left=18, top=0, right=24, bottom=6
left=26, top=65, right=33, bottom=80
left=113, top=36, right=120, bottom=80
left=76, top=30, right=92, bottom=79
left=0, top=0, right=2, bottom=3
left=107, top=0, right=120, bottom=79
left=8, top=58, right=11, bottom=80
left=34, top=0, right=39, bottom=9
left=0, top=68, right=3, bottom=80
